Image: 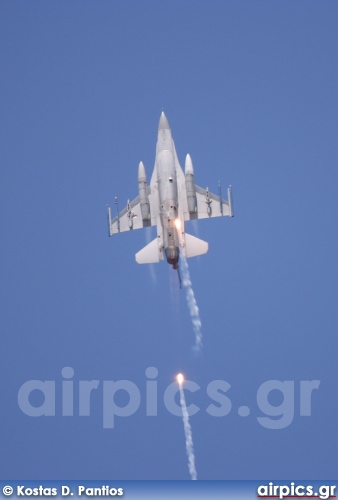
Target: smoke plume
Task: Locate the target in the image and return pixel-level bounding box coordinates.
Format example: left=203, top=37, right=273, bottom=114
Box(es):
left=179, top=381, right=197, bottom=480
left=179, top=252, right=202, bottom=352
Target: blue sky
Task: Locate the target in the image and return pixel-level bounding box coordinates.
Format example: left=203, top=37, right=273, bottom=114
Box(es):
left=1, top=1, right=338, bottom=480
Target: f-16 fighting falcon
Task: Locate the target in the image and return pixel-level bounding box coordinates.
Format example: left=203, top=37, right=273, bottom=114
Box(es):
left=107, top=112, right=233, bottom=283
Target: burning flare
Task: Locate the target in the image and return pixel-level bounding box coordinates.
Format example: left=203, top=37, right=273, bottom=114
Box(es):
left=174, top=218, right=181, bottom=230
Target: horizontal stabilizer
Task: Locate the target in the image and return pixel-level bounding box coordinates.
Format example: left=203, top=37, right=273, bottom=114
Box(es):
left=184, top=233, right=208, bottom=258
left=135, top=238, right=160, bottom=264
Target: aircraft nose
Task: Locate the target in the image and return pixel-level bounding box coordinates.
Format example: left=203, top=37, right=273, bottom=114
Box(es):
left=158, top=111, right=170, bottom=131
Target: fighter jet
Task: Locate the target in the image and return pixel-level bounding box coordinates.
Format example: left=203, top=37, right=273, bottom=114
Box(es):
left=107, top=112, right=233, bottom=283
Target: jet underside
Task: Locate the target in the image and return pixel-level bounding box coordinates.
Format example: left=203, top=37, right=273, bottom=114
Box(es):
left=107, top=112, right=233, bottom=269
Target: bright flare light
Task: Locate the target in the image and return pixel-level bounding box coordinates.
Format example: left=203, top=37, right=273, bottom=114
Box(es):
left=174, top=218, right=181, bottom=230
left=177, top=373, right=184, bottom=385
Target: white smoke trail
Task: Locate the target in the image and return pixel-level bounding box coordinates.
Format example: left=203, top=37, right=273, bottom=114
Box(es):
left=179, top=252, right=202, bottom=352
left=145, top=227, right=157, bottom=285
left=176, top=222, right=203, bottom=352
left=179, top=381, right=197, bottom=480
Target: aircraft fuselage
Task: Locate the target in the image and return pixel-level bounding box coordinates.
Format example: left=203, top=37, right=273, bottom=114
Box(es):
left=107, top=111, right=233, bottom=275
left=156, top=117, right=180, bottom=268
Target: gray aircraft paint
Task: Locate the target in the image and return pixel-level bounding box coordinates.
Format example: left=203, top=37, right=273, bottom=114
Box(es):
left=107, top=112, right=233, bottom=270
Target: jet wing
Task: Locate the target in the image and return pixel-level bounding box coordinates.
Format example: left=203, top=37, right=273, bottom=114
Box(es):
left=107, top=187, right=158, bottom=236
left=184, top=185, right=234, bottom=221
